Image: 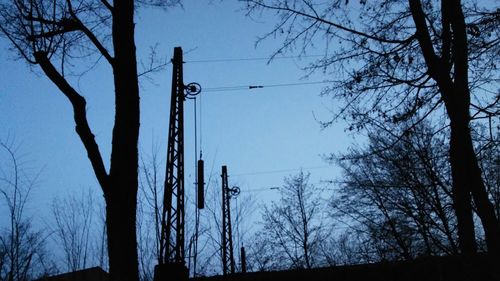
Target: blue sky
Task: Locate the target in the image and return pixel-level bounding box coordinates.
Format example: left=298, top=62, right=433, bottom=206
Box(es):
left=0, top=1, right=355, bottom=229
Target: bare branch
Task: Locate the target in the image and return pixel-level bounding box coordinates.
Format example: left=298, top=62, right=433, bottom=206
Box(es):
left=66, top=0, right=114, bottom=65
left=100, top=0, right=113, bottom=12
left=33, top=51, right=109, bottom=192
left=246, top=0, right=414, bottom=44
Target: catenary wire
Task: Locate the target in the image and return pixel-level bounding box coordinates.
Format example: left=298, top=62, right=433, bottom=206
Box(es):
left=203, top=81, right=332, bottom=92
left=231, top=165, right=331, bottom=176
left=185, top=54, right=324, bottom=64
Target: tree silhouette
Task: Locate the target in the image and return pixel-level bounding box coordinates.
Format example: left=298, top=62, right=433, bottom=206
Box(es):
left=51, top=189, right=102, bottom=273
left=0, top=1, right=179, bottom=281
left=331, top=121, right=461, bottom=261
left=0, top=140, right=55, bottom=281
left=244, top=0, right=499, bottom=257
left=257, top=171, right=324, bottom=269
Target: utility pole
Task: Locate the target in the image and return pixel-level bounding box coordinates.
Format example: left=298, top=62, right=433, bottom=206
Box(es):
left=154, top=47, right=201, bottom=281
left=221, top=166, right=239, bottom=275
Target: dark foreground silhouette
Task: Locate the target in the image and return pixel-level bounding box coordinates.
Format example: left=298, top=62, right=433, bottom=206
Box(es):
left=36, top=267, right=108, bottom=281
left=35, top=253, right=498, bottom=281
left=192, top=254, right=498, bottom=281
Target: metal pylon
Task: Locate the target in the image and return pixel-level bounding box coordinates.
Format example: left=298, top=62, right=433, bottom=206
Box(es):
left=221, top=166, right=239, bottom=275
left=160, top=46, right=186, bottom=266
left=155, top=47, right=200, bottom=281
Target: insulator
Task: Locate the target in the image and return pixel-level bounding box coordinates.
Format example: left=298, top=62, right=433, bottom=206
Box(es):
left=197, top=159, right=204, bottom=209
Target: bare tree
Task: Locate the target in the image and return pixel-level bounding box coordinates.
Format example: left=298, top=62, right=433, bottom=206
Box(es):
left=245, top=232, right=279, bottom=271
left=0, top=139, right=55, bottom=281
left=136, top=145, right=166, bottom=281
left=51, top=189, right=98, bottom=272
left=257, top=171, right=324, bottom=269
left=194, top=175, right=225, bottom=277
left=187, top=169, right=254, bottom=277
left=136, top=198, right=156, bottom=281
left=330, top=121, right=469, bottom=261
left=472, top=124, right=500, bottom=219
left=244, top=0, right=500, bottom=256
left=0, top=1, right=179, bottom=280
left=139, top=146, right=164, bottom=267
left=319, top=229, right=376, bottom=266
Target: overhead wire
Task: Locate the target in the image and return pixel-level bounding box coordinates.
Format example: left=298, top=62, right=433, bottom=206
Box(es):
left=203, top=81, right=332, bottom=92
left=231, top=165, right=331, bottom=176
left=180, top=55, right=332, bottom=94
left=185, top=54, right=324, bottom=64
left=185, top=55, right=332, bottom=94
left=239, top=180, right=336, bottom=194
left=240, top=187, right=280, bottom=193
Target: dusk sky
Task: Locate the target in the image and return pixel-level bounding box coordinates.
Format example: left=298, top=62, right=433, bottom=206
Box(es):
left=1, top=0, right=498, bottom=279
left=0, top=1, right=355, bottom=227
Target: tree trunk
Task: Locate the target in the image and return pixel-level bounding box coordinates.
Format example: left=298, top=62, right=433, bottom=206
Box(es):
left=447, top=114, right=478, bottom=255
left=105, top=0, right=141, bottom=281
left=105, top=187, right=139, bottom=281
left=445, top=0, right=500, bottom=257
left=447, top=100, right=500, bottom=260
left=23, top=0, right=141, bottom=280
left=411, top=0, right=500, bottom=257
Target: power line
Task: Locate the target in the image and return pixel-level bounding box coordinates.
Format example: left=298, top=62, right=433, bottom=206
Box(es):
left=203, top=81, right=332, bottom=92
left=240, top=186, right=280, bottom=193
left=231, top=165, right=331, bottom=177
left=185, top=54, right=324, bottom=64
left=240, top=180, right=336, bottom=193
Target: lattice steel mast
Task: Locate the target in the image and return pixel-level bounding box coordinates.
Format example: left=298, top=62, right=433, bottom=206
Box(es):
left=155, top=47, right=200, bottom=281
left=221, top=166, right=239, bottom=275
